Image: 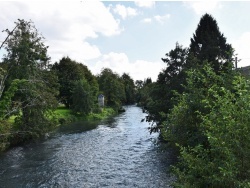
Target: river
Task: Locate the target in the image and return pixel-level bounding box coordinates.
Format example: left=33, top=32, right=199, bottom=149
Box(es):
left=0, top=105, right=175, bottom=188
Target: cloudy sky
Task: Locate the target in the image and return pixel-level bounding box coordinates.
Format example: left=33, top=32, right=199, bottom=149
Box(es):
left=1, top=1, right=250, bottom=81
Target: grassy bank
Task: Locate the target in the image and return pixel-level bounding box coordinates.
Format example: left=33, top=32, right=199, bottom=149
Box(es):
left=53, top=106, right=116, bottom=125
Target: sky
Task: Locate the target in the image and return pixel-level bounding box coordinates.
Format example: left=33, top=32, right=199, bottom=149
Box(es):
left=1, top=1, right=250, bottom=81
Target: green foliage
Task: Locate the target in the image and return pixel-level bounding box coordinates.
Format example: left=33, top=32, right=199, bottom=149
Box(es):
left=3, top=19, right=50, bottom=82
left=71, top=79, right=95, bottom=115
left=2, top=19, right=58, bottom=136
left=188, top=13, right=234, bottom=72
left=52, top=56, right=98, bottom=108
left=134, top=78, right=153, bottom=108
left=147, top=43, right=187, bottom=125
left=0, top=79, right=26, bottom=119
left=165, top=65, right=218, bottom=147
left=85, top=107, right=115, bottom=121
left=52, top=57, right=85, bottom=107
left=139, top=14, right=239, bottom=186
left=0, top=120, right=11, bottom=152
left=98, top=68, right=126, bottom=110
left=0, top=67, right=7, bottom=99
left=121, top=73, right=136, bottom=105
left=53, top=106, right=115, bottom=124
left=168, top=65, right=250, bottom=187
left=13, top=79, right=57, bottom=135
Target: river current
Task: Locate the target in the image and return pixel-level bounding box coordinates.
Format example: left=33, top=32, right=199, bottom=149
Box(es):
left=0, top=105, right=175, bottom=188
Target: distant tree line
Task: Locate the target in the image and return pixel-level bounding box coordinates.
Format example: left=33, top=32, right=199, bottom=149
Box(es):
left=0, top=19, right=137, bottom=151
left=137, top=14, right=250, bottom=186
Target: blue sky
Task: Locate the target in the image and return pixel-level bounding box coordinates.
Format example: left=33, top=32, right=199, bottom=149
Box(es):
left=1, top=1, right=250, bottom=81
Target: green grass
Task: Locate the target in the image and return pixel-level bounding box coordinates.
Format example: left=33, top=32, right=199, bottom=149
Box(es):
left=6, top=105, right=116, bottom=126
left=54, top=106, right=71, bottom=118
left=85, top=108, right=116, bottom=121
left=53, top=106, right=116, bottom=124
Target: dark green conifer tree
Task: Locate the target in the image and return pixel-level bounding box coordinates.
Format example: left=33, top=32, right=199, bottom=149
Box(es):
left=188, top=13, right=234, bottom=72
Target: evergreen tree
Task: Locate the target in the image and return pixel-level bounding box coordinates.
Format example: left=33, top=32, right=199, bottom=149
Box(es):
left=188, top=13, right=234, bottom=72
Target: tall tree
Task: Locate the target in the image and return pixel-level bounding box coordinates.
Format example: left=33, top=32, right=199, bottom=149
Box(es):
left=2, top=19, right=58, bottom=134
left=188, top=13, right=234, bottom=72
left=71, top=79, right=95, bottom=115
left=51, top=57, right=98, bottom=108
left=145, top=43, right=188, bottom=130
left=98, top=68, right=125, bottom=109
left=121, top=73, right=136, bottom=105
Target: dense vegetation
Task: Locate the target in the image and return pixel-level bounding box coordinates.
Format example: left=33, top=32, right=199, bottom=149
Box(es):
left=138, top=13, right=250, bottom=186
left=0, top=19, right=137, bottom=152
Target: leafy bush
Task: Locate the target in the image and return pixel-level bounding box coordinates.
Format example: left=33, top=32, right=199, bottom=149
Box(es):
left=167, top=65, right=250, bottom=187
left=0, top=120, right=11, bottom=151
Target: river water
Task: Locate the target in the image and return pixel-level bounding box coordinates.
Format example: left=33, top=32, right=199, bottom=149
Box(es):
left=0, top=105, right=175, bottom=188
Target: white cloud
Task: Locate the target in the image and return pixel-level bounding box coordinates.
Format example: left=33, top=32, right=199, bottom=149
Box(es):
left=0, top=1, right=121, bottom=63
left=113, top=4, right=138, bottom=20
left=92, top=52, right=130, bottom=75
left=135, top=1, right=155, bottom=8
left=184, top=1, right=221, bottom=15
left=154, top=14, right=171, bottom=24
left=132, top=60, right=165, bottom=81
left=141, top=14, right=170, bottom=24
left=91, top=52, right=165, bottom=81
left=49, top=40, right=101, bottom=63
left=142, top=18, right=152, bottom=23
left=233, top=32, right=250, bottom=67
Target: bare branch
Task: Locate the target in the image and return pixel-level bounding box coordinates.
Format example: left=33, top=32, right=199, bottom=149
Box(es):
left=0, top=23, right=20, bottom=50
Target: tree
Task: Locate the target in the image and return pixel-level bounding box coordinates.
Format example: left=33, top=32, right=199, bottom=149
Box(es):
left=135, top=80, right=143, bottom=104
left=52, top=57, right=83, bottom=107
left=52, top=57, right=98, bottom=108
left=144, top=43, right=188, bottom=132
left=171, top=65, right=250, bottom=187
left=98, top=68, right=125, bottom=109
left=188, top=13, right=234, bottom=72
left=157, top=43, right=187, bottom=111
left=71, top=79, right=95, bottom=115
left=2, top=19, right=58, bottom=134
left=136, top=77, right=154, bottom=108
left=121, top=73, right=136, bottom=105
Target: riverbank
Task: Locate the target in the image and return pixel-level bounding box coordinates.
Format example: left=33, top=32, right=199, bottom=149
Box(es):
left=53, top=106, right=116, bottom=125
left=0, top=106, right=116, bottom=153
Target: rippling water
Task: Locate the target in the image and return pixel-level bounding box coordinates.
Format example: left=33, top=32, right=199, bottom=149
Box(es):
left=0, top=105, right=175, bottom=188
